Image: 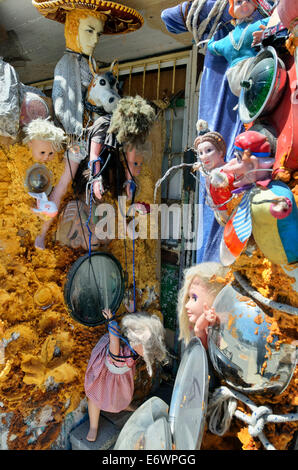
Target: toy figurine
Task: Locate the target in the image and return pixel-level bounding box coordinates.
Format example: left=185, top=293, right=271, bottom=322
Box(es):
left=218, top=129, right=274, bottom=188
left=207, top=0, right=270, bottom=96
left=177, top=262, right=228, bottom=348
left=193, top=121, right=232, bottom=224
left=84, top=309, right=167, bottom=442
left=28, top=192, right=58, bottom=218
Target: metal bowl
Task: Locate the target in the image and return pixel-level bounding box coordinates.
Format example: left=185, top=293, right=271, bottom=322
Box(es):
left=239, top=46, right=287, bottom=124
left=208, top=284, right=297, bottom=395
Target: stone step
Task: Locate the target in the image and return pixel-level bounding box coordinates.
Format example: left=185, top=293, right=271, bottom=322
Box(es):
left=70, top=410, right=133, bottom=450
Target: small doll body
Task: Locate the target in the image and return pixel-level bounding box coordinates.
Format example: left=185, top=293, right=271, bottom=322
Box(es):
left=84, top=309, right=167, bottom=442
left=177, top=262, right=228, bottom=348
left=193, top=121, right=230, bottom=224
left=207, top=0, right=270, bottom=96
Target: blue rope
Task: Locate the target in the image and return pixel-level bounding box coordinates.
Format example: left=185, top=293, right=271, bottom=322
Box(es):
left=86, top=157, right=103, bottom=257
left=108, top=320, right=137, bottom=355
left=132, top=214, right=136, bottom=313
left=86, top=182, right=94, bottom=258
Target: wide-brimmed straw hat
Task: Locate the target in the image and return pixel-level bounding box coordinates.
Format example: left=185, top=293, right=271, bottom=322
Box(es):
left=32, top=0, right=143, bottom=34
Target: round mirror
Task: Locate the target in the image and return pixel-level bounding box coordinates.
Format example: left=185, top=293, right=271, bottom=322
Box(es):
left=208, top=284, right=297, bottom=395
left=24, top=163, right=53, bottom=195
left=64, top=252, right=125, bottom=326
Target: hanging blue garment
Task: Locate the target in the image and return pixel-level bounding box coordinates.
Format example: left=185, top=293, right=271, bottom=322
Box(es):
left=161, top=1, right=262, bottom=263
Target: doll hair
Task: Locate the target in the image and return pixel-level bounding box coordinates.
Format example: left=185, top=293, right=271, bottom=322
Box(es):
left=108, top=96, right=156, bottom=148
left=64, top=8, right=107, bottom=53
left=186, top=0, right=228, bottom=49
left=23, top=118, right=66, bottom=151
left=195, top=120, right=226, bottom=157
left=121, top=312, right=167, bottom=377
left=177, top=262, right=229, bottom=345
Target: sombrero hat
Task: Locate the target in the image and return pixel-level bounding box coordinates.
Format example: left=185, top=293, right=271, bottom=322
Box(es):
left=32, top=0, right=143, bottom=34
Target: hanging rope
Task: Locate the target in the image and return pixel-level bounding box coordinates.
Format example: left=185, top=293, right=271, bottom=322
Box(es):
left=207, top=386, right=298, bottom=449
left=186, top=0, right=228, bottom=50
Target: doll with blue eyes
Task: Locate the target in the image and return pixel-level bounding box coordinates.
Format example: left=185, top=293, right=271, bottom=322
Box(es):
left=177, top=262, right=228, bottom=349
left=207, top=0, right=270, bottom=96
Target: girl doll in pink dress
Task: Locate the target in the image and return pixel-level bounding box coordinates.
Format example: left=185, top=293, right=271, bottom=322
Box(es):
left=177, top=262, right=228, bottom=349
left=84, top=309, right=167, bottom=442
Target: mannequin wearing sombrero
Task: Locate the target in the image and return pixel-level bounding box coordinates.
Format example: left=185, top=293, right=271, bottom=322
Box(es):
left=207, top=0, right=270, bottom=96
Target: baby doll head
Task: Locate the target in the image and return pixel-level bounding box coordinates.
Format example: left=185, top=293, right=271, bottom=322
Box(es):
left=23, top=119, right=66, bottom=163
left=178, top=262, right=228, bottom=345
left=229, top=0, right=256, bottom=19
left=121, top=312, right=167, bottom=376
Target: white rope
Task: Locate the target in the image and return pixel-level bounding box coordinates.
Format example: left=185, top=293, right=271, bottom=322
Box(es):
left=186, top=0, right=228, bottom=52
left=153, top=162, right=194, bottom=203
left=207, top=386, right=298, bottom=449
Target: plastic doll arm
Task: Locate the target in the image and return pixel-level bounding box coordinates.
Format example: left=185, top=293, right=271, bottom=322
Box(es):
left=89, top=140, right=104, bottom=200
left=207, top=36, right=223, bottom=56
left=103, top=309, right=120, bottom=359
left=34, top=159, right=79, bottom=250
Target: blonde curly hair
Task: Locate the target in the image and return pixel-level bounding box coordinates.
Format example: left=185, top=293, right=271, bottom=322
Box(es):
left=121, top=312, right=167, bottom=377
left=64, top=8, right=107, bottom=53
left=23, top=118, right=66, bottom=151
left=177, top=262, right=229, bottom=345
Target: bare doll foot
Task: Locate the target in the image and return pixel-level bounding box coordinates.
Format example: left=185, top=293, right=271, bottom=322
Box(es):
left=86, top=427, right=98, bottom=442
left=34, top=235, right=46, bottom=250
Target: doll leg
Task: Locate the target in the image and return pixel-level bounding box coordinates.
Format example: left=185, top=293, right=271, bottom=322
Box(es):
left=86, top=399, right=101, bottom=442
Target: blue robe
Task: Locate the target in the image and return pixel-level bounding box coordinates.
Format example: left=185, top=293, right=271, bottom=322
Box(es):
left=161, top=1, right=263, bottom=263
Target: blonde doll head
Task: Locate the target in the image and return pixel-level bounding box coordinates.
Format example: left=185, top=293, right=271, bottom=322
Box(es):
left=23, top=118, right=66, bottom=163
left=178, top=262, right=228, bottom=345
left=121, top=312, right=167, bottom=377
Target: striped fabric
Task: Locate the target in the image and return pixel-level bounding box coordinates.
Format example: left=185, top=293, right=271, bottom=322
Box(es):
left=232, top=192, right=252, bottom=243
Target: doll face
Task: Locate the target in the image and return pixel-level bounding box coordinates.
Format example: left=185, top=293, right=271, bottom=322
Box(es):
left=185, top=278, right=214, bottom=325
left=126, top=148, right=144, bottom=177
left=196, top=141, right=224, bottom=171
left=78, top=16, right=104, bottom=56
left=28, top=139, right=55, bottom=163
left=233, top=0, right=256, bottom=19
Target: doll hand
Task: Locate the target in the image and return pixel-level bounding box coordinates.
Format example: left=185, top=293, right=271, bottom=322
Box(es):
left=93, top=177, right=104, bottom=200
left=252, top=25, right=266, bottom=46
left=203, top=305, right=217, bottom=326
left=210, top=169, right=229, bottom=188
left=102, top=309, right=113, bottom=320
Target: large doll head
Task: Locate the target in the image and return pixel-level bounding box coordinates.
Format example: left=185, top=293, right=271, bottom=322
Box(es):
left=229, top=0, right=257, bottom=19
left=23, top=118, right=66, bottom=163
left=177, top=262, right=228, bottom=345
left=64, top=9, right=107, bottom=55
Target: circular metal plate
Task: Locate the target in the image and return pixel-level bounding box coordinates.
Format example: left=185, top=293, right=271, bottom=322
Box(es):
left=64, top=252, right=124, bottom=326
left=169, top=337, right=209, bottom=450
left=144, top=417, right=172, bottom=450
left=114, top=396, right=169, bottom=450
left=208, top=284, right=297, bottom=395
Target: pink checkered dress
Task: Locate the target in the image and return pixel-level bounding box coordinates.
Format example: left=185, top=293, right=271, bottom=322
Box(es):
left=84, top=333, right=136, bottom=412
